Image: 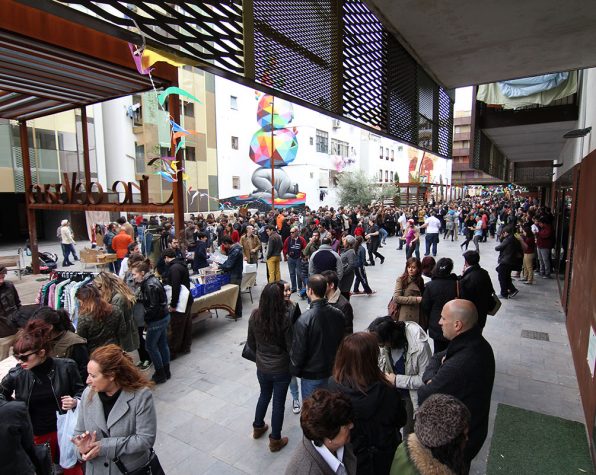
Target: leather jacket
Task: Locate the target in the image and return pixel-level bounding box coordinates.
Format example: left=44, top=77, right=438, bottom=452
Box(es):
left=137, top=273, right=168, bottom=323
left=247, top=310, right=293, bottom=374
left=0, top=281, right=20, bottom=337
left=290, top=299, right=345, bottom=380
left=0, top=357, right=85, bottom=414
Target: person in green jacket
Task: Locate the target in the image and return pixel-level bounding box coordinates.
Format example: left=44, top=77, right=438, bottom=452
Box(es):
left=390, top=394, right=470, bottom=475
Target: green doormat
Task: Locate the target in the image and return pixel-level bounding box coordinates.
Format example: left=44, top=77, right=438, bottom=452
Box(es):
left=487, top=404, right=594, bottom=474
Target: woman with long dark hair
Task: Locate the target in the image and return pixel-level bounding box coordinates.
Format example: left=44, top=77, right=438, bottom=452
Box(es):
left=390, top=258, right=425, bottom=326
left=76, top=285, right=126, bottom=354
left=328, top=332, right=406, bottom=475
left=1, top=320, right=85, bottom=475
left=130, top=259, right=170, bottom=384
left=421, top=258, right=459, bottom=354
left=278, top=280, right=302, bottom=415
left=368, top=317, right=431, bottom=435
left=73, top=344, right=159, bottom=474
left=246, top=283, right=293, bottom=452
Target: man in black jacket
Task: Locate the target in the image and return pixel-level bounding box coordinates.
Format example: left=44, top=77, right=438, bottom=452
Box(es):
left=164, top=249, right=192, bottom=359
left=495, top=225, right=522, bottom=299
left=459, top=251, right=495, bottom=330
left=321, top=270, right=354, bottom=336
left=418, top=299, right=495, bottom=465
left=0, top=399, right=42, bottom=474
left=290, top=274, right=345, bottom=400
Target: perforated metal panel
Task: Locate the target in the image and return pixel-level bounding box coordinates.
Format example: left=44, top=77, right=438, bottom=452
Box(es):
left=253, top=0, right=341, bottom=112
left=54, top=0, right=454, bottom=157
left=342, top=0, right=387, bottom=127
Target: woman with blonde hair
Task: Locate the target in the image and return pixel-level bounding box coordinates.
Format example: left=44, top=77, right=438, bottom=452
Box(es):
left=76, top=285, right=126, bottom=354
left=72, top=344, right=162, bottom=474
left=94, top=272, right=139, bottom=353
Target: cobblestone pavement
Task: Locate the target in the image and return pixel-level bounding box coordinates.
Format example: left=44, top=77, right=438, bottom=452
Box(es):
left=0, top=235, right=583, bottom=474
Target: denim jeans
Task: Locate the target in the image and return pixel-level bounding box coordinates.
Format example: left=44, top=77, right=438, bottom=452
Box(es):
left=537, top=247, right=551, bottom=276
left=353, top=266, right=372, bottom=294
left=300, top=377, right=328, bottom=401
left=145, top=314, right=171, bottom=370
left=289, top=376, right=300, bottom=401
left=379, top=227, right=388, bottom=244
left=61, top=243, right=75, bottom=265
left=424, top=233, right=439, bottom=256
left=406, top=241, right=420, bottom=260
left=254, top=370, right=291, bottom=440
left=287, top=256, right=301, bottom=291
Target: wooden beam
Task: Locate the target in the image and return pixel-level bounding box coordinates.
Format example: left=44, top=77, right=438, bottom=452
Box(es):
left=28, top=203, right=175, bottom=213
left=19, top=120, right=39, bottom=274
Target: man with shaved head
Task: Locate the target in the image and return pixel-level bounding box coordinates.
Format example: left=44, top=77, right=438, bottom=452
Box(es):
left=418, top=299, right=495, bottom=465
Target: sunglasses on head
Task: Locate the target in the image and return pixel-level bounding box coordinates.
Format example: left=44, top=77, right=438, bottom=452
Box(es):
left=14, top=351, right=37, bottom=362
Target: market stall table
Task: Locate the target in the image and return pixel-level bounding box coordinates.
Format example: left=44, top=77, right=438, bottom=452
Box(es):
left=190, top=283, right=239, bottom=322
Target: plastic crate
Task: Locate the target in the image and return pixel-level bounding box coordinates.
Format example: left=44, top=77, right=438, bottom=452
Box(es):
left=191, top=283, right=205, bottom=298
left=220, top=273, right=231, bottom=286
left=204, top=281, right=221, bottom=294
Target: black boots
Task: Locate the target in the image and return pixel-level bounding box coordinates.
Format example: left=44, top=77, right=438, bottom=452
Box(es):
left=152, top=367, right=167, bottom=384
left=164, top=364, right=171, bottom=380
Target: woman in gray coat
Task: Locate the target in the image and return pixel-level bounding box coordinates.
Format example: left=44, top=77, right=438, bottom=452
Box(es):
left=72, top=344, right=158, bottom=474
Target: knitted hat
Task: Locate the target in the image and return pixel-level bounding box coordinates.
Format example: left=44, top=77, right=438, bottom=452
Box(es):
left=414, top=394, right=470, bottom=448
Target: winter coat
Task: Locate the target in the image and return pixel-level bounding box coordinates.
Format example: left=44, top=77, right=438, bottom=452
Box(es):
left=74, top=386, right=156, bottom=475
left=0, top=399, right=39, bottom=475
left=111, top=293, right=139, bottom=352
left=77, top=306, right=127, bottom=354
left=339, top=248, right=358, bottom=293
left=0, top=281, right=20, bottom=337
left=247, top=309, right=293, bottom=374
left=392, top=276, right=424, bottom=325
left=536, top=223, right=553, bottom=249
left=136, top=274, right=168, bottom=324
left=192, top=240, right=209, bottom=272
left=390, top=434, right=455, bottom=475
left=418, top=326, right=495, bottom=462
left=165, top=258, right=191, bottom=310
left=0, top=357, right=85, bottom=409
left=49, top=330, right=89, bottom=381
left=328, top=380, right=406, bottom=475
left=495, top=234, right=523, bottom=270
left=379, top=321, right=432, bottom=410
left=421, top=274, right=459, bottom=343
left=328, top=289, right=354, bottom=335
left=309, top=245, right=343, bottom=280
left=285, top=436, right=357, bottom=475
left=290, top=299, right=345, bottom=380
left=459, top=265, right=495, bottom=329
left=219, top=243, right=244, bottom=281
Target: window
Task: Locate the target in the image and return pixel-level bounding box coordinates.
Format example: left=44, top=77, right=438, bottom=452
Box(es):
left=379, top=169, right=383, bottom=182
left=159, top=146, right=170, bottom=158
left=230, top=95, right=238, bottom=110
left=390, top=171, right=394, bottom=182
left=310, top=137, right=314, bottom=146
left=379, top=146, right=384, bottom=159
left=231, top=136, right=239, bottom=150
left=331, top=139, right=349, bottom=157
left=385, top=170, right=389, bottom=182
left=316, top=129, right=329, bottom=153
left=186, top=146, right=196, bottom=161
left=385, top=147, right=389, bottom=160
left=134, top=143, right=145, bottom=173
left=391, top=150, right=395, bottom=161
left=35, top=129, right=57, bottom=150
left=232, top=176, right=240, bottom=189
left=183, top=101, right=194, bottom=118
left=132, top=95, right=143, bottom=126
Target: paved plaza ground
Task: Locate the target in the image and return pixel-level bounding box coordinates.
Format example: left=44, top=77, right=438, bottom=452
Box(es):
left=0, top=234, right=584, bottom=474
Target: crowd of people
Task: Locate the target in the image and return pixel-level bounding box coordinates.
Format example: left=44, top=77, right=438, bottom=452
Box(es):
left=0, top=191, right=559, bottom=474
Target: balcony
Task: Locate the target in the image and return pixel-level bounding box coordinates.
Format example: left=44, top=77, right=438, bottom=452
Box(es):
left=452, top=147, right=469, bottom=158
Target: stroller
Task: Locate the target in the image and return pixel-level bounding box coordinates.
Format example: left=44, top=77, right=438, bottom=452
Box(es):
left=24, top=251, right=58, bottom=274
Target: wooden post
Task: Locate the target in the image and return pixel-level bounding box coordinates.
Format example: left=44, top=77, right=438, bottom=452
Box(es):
left=19, top=121, right=40, bottom=274
left=80, top=106, right=92, bottom=191
left=169, top=94, right=185, bottom=241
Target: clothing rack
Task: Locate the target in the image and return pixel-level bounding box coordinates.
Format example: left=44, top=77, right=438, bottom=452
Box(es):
left=51, top=270, right=98, bottom=281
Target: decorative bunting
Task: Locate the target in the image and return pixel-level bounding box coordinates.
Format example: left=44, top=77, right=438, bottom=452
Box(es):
left=158, top=87, right=203, bottom=107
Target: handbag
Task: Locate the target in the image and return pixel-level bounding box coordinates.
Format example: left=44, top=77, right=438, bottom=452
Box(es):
left=33, top=441, right=54, bottom=475
left=114, top=449, right=164, bottom=475
left=242, top=341, right=256, bottom=362
left=387, top=297, right=400, bottom=320
left=488, top=292, right=501, bottom=316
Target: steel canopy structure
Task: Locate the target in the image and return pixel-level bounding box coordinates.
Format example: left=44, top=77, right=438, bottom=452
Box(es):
left=0, top=0, right=181, bottom=273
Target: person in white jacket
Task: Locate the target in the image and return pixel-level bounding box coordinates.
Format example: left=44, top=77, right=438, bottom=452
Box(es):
left=59, top=219, right=78, bottom=266
left=368, top=317, right=431, bottom=435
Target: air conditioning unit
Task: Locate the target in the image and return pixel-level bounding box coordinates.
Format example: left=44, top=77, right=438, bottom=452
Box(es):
left=332, top=119, right=341, bottom=129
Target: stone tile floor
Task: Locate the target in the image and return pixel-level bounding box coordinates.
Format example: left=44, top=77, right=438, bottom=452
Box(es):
left=0, top=235, right=585, bottom=474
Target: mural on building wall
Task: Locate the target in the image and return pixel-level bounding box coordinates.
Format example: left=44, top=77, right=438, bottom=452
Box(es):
left=221, top=93, right=306, bottom=210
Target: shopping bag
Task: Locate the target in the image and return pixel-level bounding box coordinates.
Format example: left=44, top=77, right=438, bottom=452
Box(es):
left=164, top=285, right=190, bottom=313
left=56, top=406, right=79, bottom=468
